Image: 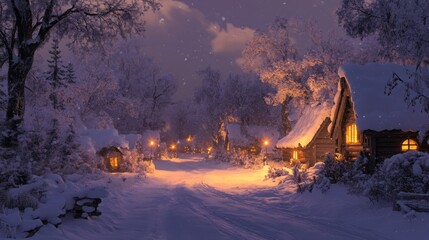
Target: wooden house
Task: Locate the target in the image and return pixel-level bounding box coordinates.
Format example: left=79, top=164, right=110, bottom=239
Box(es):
left=329, top=63, right=429, bottom=163
left=98, top=146, right=124, bottom=172
left=277, top=63, right=429, bottom=167
left=276, top=102, right=335, bottom=166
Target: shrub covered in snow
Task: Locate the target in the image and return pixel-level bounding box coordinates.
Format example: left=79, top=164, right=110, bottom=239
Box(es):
left=323, top=153, right=350, bottom=183
left=365, top=151, right=429, bottom=202
left=217, top=149, right=265, bottom=169
left=0, top=173, right=108, bottom=238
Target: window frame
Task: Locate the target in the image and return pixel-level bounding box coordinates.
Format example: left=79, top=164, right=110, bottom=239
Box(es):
left=345, top=123, right=359, bottom=144
left=401, top=139, right=418, bottom=152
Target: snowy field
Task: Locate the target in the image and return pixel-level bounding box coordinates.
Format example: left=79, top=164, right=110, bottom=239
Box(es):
left=27, top=156, right=428, bottom=240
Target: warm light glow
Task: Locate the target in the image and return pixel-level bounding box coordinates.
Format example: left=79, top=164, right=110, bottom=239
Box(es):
left=170, top=144, right=176, bottom=150
left=263, top=140, right=269, bottom=146
left=149, top=140, right=155, bottom=146
left=346, top=124, right=359, bottom=143
left=207, top=147, right=212, bottom=153
left=110, top=157, right=118, bottom=169
left=292, top=150, right=298, bottom=160
left=401, top=139, right=418, bottom=152
left=187, top=136, right=192, bottom=142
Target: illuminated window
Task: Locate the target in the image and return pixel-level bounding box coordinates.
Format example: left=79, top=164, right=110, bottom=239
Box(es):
left=110, top=157, right=119, bottom=169
left=401, top=139, right=418, bottom=152
left=292, top=150, right=298, bottom=160
left=346, top=124, right=359, bottom=143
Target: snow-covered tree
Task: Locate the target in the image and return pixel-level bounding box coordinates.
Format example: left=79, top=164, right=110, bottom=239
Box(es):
left=45, top=39, right=65, bottom=89
left=240, top=18, right=301, bottom=134
left=194, top=67, right=226, bottom=148
left=337, top=0, right=429, bottom=112
left=63, top=62, right=76, bottom=85
left=109, top=39, right=177, bottom=132
left=0, top=0, right=160, bottom=146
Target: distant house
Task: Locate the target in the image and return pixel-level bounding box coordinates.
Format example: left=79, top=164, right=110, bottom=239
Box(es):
left=80, top=128, right=157, bottom=172
left=329, top=63, right=429, bottom=163
left=225, top=123, right=280, bottom=155
left=276, top=103, right=335, bottom=166
left=99, top=146, right=124, bottom=172
left=277, top=63, right=429, bottom=166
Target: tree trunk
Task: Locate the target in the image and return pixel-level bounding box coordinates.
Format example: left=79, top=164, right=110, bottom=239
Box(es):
left=281, top=97, right=292, bottom=136
left=3, top=56, right=34, bottom=147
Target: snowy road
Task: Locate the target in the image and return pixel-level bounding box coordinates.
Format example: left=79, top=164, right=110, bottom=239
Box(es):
left=40, top=156, right=427, bottom=240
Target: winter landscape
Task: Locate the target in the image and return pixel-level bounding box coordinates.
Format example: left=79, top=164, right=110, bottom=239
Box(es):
left=1, top=0, right=429, bottom=239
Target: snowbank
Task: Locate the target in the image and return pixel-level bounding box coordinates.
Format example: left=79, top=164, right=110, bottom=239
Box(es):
left=338, top=63, right=429, bottom=132
left=277, top=102, right=331, bottom=148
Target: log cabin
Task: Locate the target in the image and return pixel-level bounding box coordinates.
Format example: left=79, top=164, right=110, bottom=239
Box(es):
left=329, top=63, right=429, bottom=163
left=277, top=63, right=429, bottom=166
left=276, top=102, right=335, bottom=166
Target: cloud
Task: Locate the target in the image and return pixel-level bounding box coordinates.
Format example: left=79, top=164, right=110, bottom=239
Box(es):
left=209, top=23, right=255, bottom=55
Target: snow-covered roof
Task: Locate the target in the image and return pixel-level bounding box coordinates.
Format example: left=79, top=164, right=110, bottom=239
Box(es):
left=338, top=63, right=429, bottom=132
left=226, top=123, right=280, bottom=152
left=80, top=128, right=129, bottom=152
left=276, top=102, right=331, bottom=149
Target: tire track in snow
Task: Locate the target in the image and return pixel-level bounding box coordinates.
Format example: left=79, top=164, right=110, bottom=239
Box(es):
left=193, top=183, right=391, bottom=240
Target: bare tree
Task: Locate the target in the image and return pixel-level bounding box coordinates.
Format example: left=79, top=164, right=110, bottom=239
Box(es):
left=0, top=0, right=160, bottom=146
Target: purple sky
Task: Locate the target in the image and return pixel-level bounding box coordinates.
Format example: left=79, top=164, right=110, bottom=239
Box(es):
left=141, top=0, right=342, bottom=99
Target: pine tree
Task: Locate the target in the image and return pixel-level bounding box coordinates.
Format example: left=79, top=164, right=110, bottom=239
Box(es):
left=46, top=39, right=65, bottom=89
left=46, top=39, right=66, bottom=110
left=61, top=124, right=82, bottom=173
left=45, top=118, right=61, bottom=172
left=63, top=62, right=76, bottom=85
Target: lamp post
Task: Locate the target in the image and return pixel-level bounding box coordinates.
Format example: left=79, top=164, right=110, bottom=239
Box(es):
left=263, top=140, right=269, bottom=155
left=149, top=140, right=155, bottom=159
left=263, top=139, right=269, bottom=166
left=170, top=144, right=176, bottom=158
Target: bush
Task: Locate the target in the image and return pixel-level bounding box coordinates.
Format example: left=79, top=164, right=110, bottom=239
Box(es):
left=365, top=151, right=429, bottom=202
left=323, top=153, right=350, bottom=183
left=343, top=153, right=371, bottom=195
left=217, top=149, right=264, bottom=169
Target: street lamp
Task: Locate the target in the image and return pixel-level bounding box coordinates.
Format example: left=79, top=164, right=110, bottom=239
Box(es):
left=170, top=144, right=176, bottom=158
left=263, top=140, right=269, bottom=154
left=149, top=140, right=155, bottom=159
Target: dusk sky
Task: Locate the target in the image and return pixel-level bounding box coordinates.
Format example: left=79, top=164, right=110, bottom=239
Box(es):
left=140, top=0, right=342, bottom=99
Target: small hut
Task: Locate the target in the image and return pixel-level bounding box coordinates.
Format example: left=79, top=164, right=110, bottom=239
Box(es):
left=99, top=146, right=124, bottom=172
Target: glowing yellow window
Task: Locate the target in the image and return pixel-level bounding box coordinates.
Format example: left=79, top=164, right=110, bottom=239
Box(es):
left=401, top=139, right=418, bottom=152
left=110, top=157, right=119, bottom=169
left=346, top=124, right=359, bottom=143
left=292, top=150, right=298, bottom=160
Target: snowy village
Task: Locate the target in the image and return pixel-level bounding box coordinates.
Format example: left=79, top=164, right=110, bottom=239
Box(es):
left=0, top=0, right=429, bottom=239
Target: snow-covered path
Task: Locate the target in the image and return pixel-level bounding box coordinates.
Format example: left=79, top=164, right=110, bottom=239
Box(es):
left=35, top=156, right=428, bottom=240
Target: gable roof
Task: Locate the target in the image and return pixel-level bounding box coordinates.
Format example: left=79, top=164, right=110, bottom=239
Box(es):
left=337, top=63, right=428, bottom=132
left=276, top=102, right=331, bottom=149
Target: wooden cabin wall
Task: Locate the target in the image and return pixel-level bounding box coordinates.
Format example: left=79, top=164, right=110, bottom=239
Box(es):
left=306, top=118, right=336, bottom=166
left=363, top=130, right=420, bottom=162
left=341, top=97, right=363, bottom=160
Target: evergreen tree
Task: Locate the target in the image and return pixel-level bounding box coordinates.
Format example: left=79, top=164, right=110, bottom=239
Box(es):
left=63, top=62, right=76, bottom=85
left=61, top=124, right=82, bottom=173
left=45, top=118, right=61, bottom=172
left=46, top=39, right=66, bottom=89
left=46, top=39, right=66, bottom=110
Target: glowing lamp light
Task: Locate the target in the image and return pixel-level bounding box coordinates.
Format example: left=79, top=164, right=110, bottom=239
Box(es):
left=186, top=136, right=192, bottom=142
left=170, top=144, right=176, bottom=150
left=149, top=140, right=155, bottom=146
left=263, top=140, right=269, bottom=146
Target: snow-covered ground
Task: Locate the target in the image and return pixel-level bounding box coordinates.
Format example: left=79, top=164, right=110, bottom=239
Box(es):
left=28, top=156, right=428, bottom=240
